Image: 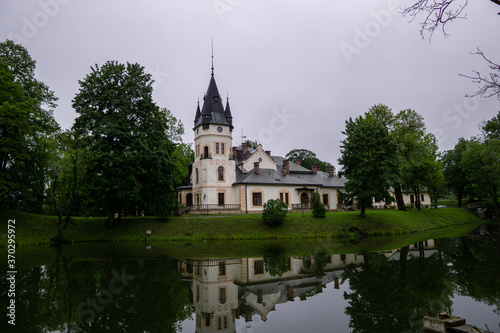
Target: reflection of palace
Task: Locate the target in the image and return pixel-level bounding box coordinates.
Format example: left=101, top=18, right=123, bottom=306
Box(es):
left=178, top=240, right=435, bottom=332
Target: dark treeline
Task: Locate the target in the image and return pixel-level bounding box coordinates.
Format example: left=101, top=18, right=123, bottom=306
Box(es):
left=338, top=104, right=500, bottom=218
left=0, top=40, right=193, bottom=227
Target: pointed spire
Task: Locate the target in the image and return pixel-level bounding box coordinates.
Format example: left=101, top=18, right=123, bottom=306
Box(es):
left=194, top=100, right=201, bottom=126
left=211, top=38, right=214, bottom=76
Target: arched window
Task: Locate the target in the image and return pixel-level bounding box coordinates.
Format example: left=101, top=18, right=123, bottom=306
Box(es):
left=203, top=145, right=209, bottom=158
left=195, top=168, right=199, bottom=184
left=301, top=193, right=309, bottom=204
left=218, top=166, right=224, bottom=181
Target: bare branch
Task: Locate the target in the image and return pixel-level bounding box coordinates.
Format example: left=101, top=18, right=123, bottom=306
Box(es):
left=459, top=48, right=500, bottom=100
left=401, top=0, right=468, bottom=40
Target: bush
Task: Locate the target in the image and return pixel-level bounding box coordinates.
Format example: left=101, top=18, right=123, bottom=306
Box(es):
left=311, top=192, right=327, bottom=218
left=262, top=199, right=288, bottom=227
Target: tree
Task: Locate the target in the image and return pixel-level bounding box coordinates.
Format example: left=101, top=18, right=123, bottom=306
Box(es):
left=72, top=61, right=181, bottom=226
left=0, top=40, right=59, bottom=212
left=402, top=0, right=500, bottom=40
left=262, top=198, right=288, bottom=227
left=462, top=138, right=500, bottom=219
left=311, top=191, right=327, bottom=218
left=338, top=114, right=398, bottom=217
left=441, top=138, right=470, bottom=207
left=285, top=149, right=334, bottom=173
left=245, top=139, right=258, bottom=149
left=460, top=49, right=500, bottom=101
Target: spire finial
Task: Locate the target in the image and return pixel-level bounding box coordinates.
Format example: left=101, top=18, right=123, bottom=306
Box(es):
left=211, top=38, right=214, bottom=75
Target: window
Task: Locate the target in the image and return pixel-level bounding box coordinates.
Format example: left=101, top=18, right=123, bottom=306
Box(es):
left=195, top=168, right=199, bottom=184
left=205, top=314, right=211, bottom=327
left=421, top=195, right=425, bottom=202
left=224, top=316, right=228, bottom=329
left=216, top=143, right=219, bottom=154
left=252, top=192, right=262, bottom=206
left=218, top=318, right=221, bottom=330
left=218, top=166, right=224, bottom=181
left=179, top=193, right=182, bottom=202
left=410, top=195, right=415, bottom=204
left=219, top=261, right=226, bottom=276
left=279, top=192, right=290, bottom=205
left=221, top=143, right=225, bottom=154
left=254, top=260, right=264, bottom=274
left=204, top=145, right=209, bottom=157
left=219, top=287, right=226, bottom=304
left=218, top=193, right=225, bottom=206
left=323, top=194, right=329, bottom=206
left=280, top=193, right=284, bottom=202
left=301, top=193, right=309, bottom=204
left=285, top=192, right=289, bottom=205
left=196, top=285, right=200, bottom=302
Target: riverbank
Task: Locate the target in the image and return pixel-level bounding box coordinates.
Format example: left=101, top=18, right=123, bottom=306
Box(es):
left=0, top=208, right=482, bottom=246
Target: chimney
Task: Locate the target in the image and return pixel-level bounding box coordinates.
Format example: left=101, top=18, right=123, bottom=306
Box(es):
left=283, top=160, right=289, bottom=176
left=312, top=164, right=318, bottom=174
left=287, top=286, right=295, bottom=301
left=329, top=166, right=334, bottom=177
left=257, top=290, right=263, bottom=303
left=265, top=150, right=271, bottom=157
left=232, top=146, right=237, bottom=160
left=294, top=158, right=301, bottom=166
left=254, top=162, right=260, bottom=175
left=334, top=277, right=340, bottom=289
left=242, top=142, right=248, bottom=154
left=316, top=282, right=323, bottom=293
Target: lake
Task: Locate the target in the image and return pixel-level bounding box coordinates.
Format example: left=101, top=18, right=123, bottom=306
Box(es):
left=1, top=224, right=498, bottom=332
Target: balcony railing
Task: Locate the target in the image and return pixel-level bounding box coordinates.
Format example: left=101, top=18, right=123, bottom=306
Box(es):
left=291, top=203, right=330, bottom=210
left=187, top=204, right=241, bottom=211
left=200, top=153, right=212, bottom=159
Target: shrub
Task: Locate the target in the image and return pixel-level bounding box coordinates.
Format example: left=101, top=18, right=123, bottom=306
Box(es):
left=262, top=199, right=288, bottom=227
left=311, top=192, right=327, bottom=218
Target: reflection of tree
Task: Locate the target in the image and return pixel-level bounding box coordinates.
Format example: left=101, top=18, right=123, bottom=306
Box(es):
left=341, top=250, right=453, bottom=333
left=0, top=256, right=193, bottom=332
left=263, top=245, right=290, bottom=277
left=442, top=235, right=500, bottom=317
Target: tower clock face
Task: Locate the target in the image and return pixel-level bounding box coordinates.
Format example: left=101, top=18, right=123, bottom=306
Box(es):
left=217, top=126, right=223, bottom=133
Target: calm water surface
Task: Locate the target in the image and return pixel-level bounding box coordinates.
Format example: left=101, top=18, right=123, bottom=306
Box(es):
left=1, top=225, right=499, bottom=333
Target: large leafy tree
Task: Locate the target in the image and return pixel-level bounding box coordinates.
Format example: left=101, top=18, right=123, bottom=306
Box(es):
left=441, top=138, right=470, bottom=207
left=338, top=114, right=398, bottom=217
left=285, top=149, right=334, bottom=173
left=72, top=61, right=180, bottom=226
left=0, top=40, right=59, bottom=212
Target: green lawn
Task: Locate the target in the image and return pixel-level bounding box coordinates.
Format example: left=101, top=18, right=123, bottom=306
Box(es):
left=0, top=207, right=482, bottom=246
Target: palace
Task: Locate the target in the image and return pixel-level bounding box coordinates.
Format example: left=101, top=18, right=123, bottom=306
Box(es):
left=177, top=68, right=347, bottom=214
left=177, top=67, right=432, bottom=214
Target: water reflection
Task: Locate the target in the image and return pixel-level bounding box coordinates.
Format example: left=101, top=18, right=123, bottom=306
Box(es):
left=180, top=241, right=438, bottom=333
left=1, top=231, right=498, bottom=333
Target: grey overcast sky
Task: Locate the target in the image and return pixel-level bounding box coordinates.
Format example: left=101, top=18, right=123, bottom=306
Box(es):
left=1, top=0, right=499, bottom=168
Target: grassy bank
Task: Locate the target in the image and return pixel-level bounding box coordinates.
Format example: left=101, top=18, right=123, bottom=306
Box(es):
left=0, top=208, right=482, bottom=246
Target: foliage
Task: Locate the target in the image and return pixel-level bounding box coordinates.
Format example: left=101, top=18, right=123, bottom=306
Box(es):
left=338, top=113, right=398, bottom=217
left=441, top=138, right=470, bottom=207
left=0, top=40, right=59, bottom=212
left=286, top=149, right=334, bottom=173
left=263, top=245, right=290, bottom=277
left=72, top=61, right=185, bottom=226
left=262, top=199, right=288, bottom=227
left=245, top=139, right=258, bottom=149
left=342, top=249, right=454, bottom=332
left=310, top=192, right=326, bottom=218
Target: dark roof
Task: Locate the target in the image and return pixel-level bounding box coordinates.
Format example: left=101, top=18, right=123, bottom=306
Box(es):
left=234, top=167, right=347, bottom=188
left=194, top=74, right=233, bottom=129
left=235, top=168, right=319, bottom=186
left=271, top=156, right=311, bottom=173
